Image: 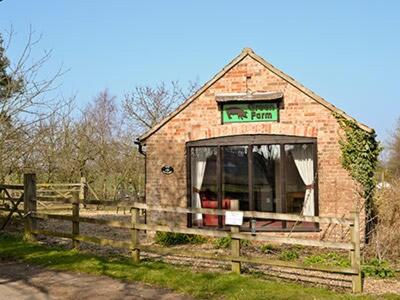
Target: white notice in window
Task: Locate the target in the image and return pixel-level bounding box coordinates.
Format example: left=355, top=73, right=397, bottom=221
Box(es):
left=225, top=211, right=244, bottom=226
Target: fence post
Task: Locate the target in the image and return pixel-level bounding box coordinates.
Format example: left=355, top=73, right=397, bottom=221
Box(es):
left=231, top=199, right=241, bottom=274
left=23, top=173, right=37, bottom=241
left=72, top=197, right=80, bottom=249
left=131, top=205, right=140, bottom=263
left=71, top=178, right=83, bottom=249
left=79, top=177, right=87, bottom=202
left=350, top=211, right=362, bottom=293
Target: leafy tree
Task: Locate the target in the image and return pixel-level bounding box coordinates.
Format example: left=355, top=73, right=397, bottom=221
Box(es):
left=0, top=33, right=24, bottom=179
left=0, top=34, right=23, bottom=100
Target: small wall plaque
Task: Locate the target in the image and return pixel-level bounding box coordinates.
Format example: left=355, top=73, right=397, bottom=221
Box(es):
left=161, top=165, right=174, bottom=175
left=225, top=211, right=244, bottom=226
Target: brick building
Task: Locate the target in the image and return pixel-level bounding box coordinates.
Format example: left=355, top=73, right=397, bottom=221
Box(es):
left=137, top=48, right=372, bottom=239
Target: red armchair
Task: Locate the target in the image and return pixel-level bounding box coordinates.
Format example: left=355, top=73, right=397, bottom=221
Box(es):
left=201, top=198, right=231, bottom=226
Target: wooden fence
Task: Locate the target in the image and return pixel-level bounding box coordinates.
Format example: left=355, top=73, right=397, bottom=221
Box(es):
left=0, top=175, right=86, bottom=230
left=4, top=173, right=363, bottom=293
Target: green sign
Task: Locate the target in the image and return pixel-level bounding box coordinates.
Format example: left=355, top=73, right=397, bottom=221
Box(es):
left=222, top=102, right=279, bottom=123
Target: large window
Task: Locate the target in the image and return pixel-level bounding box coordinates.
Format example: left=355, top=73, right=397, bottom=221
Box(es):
left=187, top=135, right=318, bottom=231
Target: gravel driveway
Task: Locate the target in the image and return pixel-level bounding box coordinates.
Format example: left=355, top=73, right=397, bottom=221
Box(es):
left=0, top=261, right=191, bottom=300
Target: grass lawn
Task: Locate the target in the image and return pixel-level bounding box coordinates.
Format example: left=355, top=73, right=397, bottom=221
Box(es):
left=0, top=233, right=398, bottom=300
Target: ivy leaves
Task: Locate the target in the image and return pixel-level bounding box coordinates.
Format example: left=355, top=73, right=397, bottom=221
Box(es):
left=335, top=114, right=382, bottom=201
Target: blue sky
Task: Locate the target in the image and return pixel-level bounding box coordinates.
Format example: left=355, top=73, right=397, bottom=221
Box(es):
left=1, top=1, right=399, bottom=141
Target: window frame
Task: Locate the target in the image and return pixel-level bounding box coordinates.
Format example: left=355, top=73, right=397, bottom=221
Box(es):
left=186, top=134, right=319, bottom=232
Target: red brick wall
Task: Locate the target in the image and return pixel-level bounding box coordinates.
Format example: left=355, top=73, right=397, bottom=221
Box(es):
left=144, top=55, right=365, bottom=241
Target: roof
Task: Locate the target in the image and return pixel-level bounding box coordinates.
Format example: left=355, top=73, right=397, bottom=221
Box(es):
left=138, top=48, right=373, bottom=141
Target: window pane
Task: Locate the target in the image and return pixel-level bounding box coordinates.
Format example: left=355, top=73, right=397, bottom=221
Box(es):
left=252, top=145, right=283, bottom=229
left=222, top=146, right=249, bottom=212
left=190, top=147, right=217, bottom=226
left=252, top=145, right=281, bottom=212
left=189, top=141, right=318, bottom=231
left=284, top=143, right=315, bottom=218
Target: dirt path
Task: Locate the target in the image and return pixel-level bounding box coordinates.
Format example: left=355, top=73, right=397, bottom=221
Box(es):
left=0, top=261, right=191, bottom=300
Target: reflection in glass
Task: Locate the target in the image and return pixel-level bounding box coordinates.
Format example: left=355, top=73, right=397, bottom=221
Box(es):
left=222, top=146, right=249, bottom=211
left=252, top=145, right=280, bottom=213
left=252, top=145, right=283, bottom=229
left=189, top=141, right=316, bottom=230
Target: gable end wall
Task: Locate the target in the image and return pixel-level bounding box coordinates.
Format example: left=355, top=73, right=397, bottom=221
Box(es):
left=144, top=56, right=365, bottom=240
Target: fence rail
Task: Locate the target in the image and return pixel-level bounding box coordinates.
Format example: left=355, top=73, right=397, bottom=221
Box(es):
left=3, top=173, right=363, bottom=293
left=130, top=202, right=355, bottom=226
left=0, top=184, right=24, bottom=190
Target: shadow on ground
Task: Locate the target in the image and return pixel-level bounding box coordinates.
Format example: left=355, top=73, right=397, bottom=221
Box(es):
left=0, top=260, right=190, bottom=300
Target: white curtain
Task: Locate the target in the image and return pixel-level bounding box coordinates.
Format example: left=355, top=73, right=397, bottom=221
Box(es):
left=191, top=149, right=210, bottom=222
left=291, top=145, right=315, bottom=216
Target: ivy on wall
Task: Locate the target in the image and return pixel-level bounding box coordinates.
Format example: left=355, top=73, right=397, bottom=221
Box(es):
left=334, top=113, right=382, bottom=239
left=334, top=114, right=381, bottom=200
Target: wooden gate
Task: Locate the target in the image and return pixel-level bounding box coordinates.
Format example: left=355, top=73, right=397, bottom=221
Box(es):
left=0, top=184, right=24, bottom=230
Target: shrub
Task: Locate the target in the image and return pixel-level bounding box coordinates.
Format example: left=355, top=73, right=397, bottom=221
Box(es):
left=362, top=259, right=395, bottom=278
left=289, top=244, right=304, bottom=251
left=155, top=232, right=206, bottom=246
left=259, top=243, right=277, bottom=254
left=213, top=237, right=231, bottom=249
left=279, top=249, right=299, bottom=261
left=213, top=237, right=250, bottom=249
left=188, top=234, right=207, bottom=244
left=366, top=177, right=400, bottom=261
left=240, top=239, right=251, bottom=247
left=304, top=253, right=350, bottom=267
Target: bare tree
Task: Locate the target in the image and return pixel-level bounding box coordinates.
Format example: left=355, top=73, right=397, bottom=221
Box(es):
left=123, top=80, right=198, bottom=134
left=0, top=27, right=64, bottom=181
left=81, top=90, right=120, bottom=198
left=25, top=88, right=145, bottom=200
left=29, top=98, right=76, bottom=183
left=0, top=27, right=196, bottom=199
left=386, top=117, right=400, bottom=177
left=71, top=90, right=143, bottom=199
